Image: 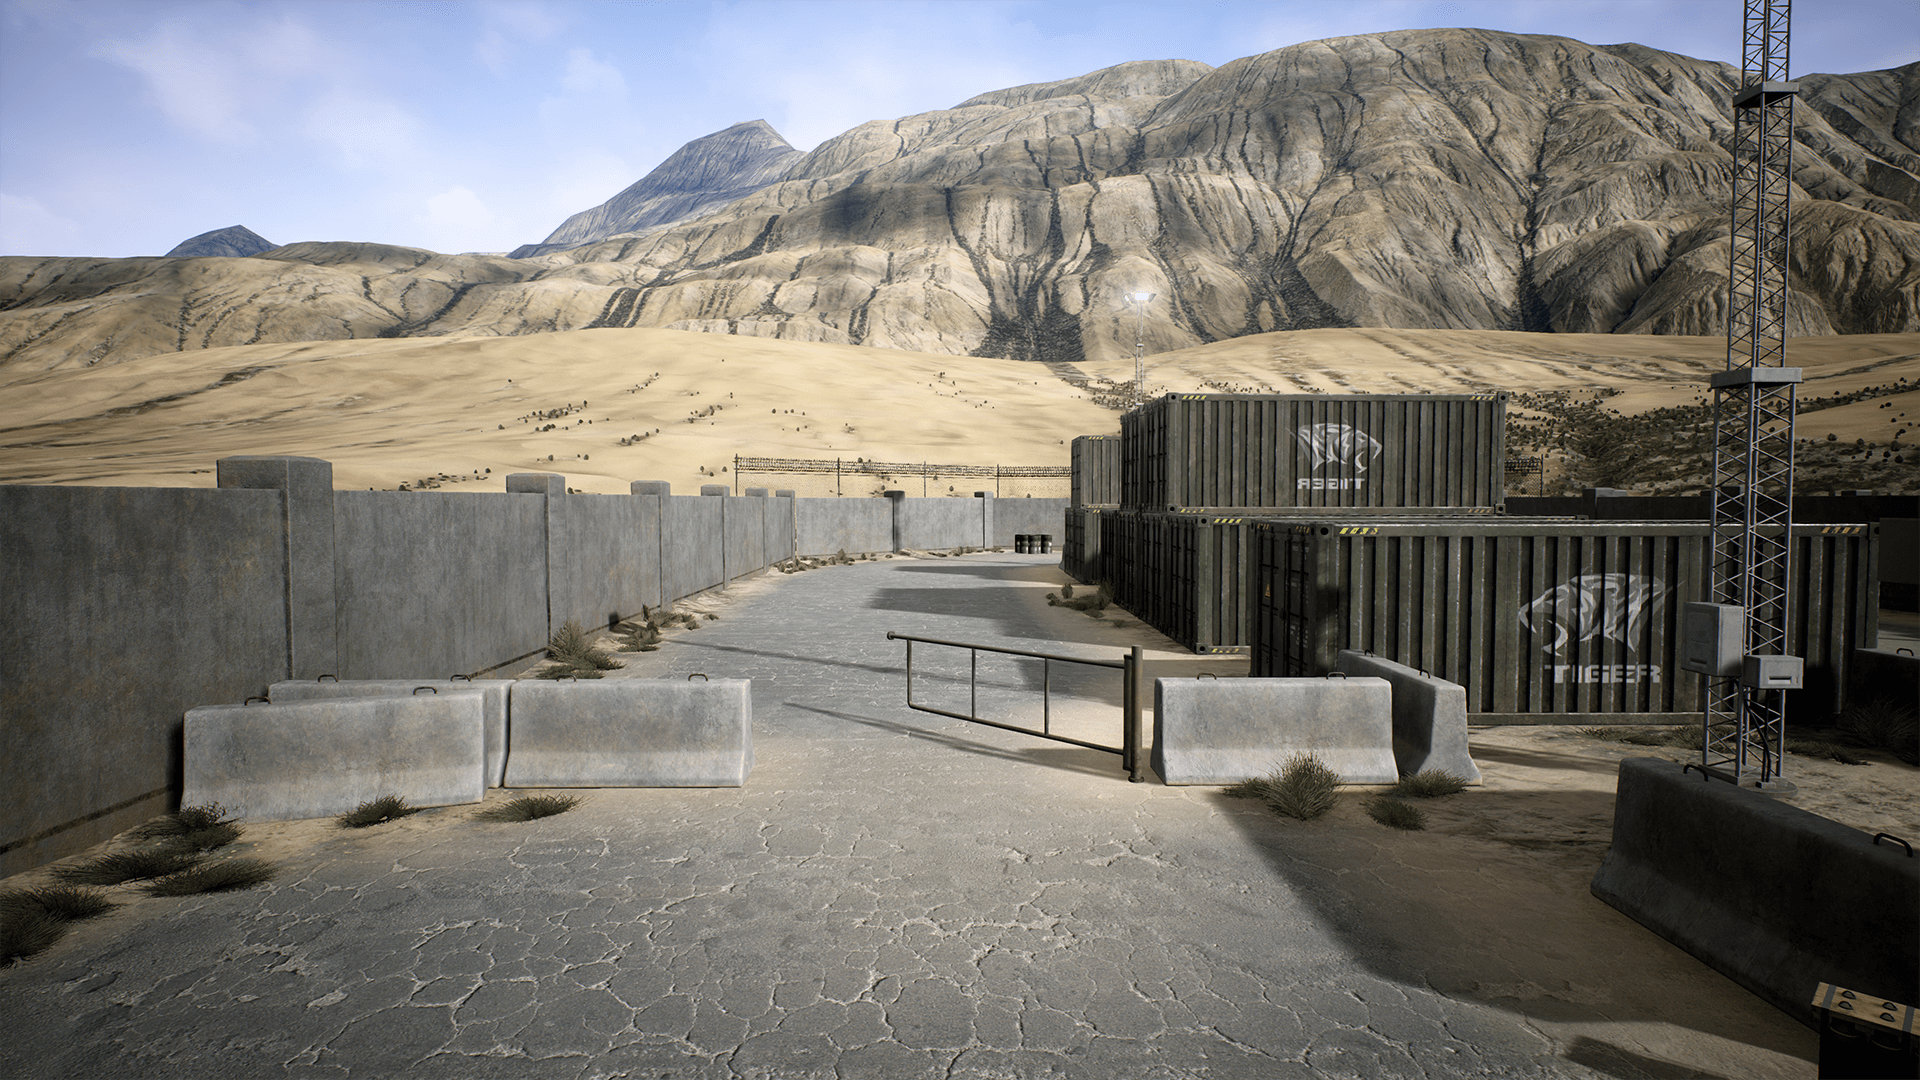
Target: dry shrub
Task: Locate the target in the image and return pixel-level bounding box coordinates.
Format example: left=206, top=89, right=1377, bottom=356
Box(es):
left=336, top=794, right=419, bottom=829
left=146, top=859, right=278, bottom=896
left=1366, top=796, right=1426, bottom=830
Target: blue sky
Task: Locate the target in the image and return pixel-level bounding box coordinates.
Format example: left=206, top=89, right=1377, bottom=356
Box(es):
left=1, top=0, right=1910, bottom=259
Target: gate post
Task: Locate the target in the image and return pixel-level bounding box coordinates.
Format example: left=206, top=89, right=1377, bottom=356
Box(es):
left=1126, top=645, right=1146, bottom=782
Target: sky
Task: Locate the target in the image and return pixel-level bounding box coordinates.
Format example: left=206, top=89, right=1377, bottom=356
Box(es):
left=1, top=0, right=1911, bottom=259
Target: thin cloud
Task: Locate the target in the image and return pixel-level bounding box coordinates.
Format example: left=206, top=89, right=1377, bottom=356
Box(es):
left=0, top=191, right=83, bottom=257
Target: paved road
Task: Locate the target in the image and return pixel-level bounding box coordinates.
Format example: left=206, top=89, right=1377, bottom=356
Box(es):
left=0, top=553, right=1806, bottom=1078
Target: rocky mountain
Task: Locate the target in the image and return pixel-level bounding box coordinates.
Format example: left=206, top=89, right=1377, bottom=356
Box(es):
left=163, top=225, right=275, bottom=258
left=3, top=31, right=1916, bottom=376
left=509, top=120, right=803, bottom=258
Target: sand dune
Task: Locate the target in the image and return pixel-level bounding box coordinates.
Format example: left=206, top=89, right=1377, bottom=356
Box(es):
left=1, top=326, right=1914, bottom=493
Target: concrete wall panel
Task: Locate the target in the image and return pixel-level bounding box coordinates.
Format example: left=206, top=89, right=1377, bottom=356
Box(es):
left=0, top=486, right=289, bottom=876
left=990, top=498, right=1070, bottom=547
left=567, top=494, right=662, bottom=628
left=334, top=491, right=549, bottom=680
left=897, top=498, right=986, bottom=550
left=663, top=495, right=725, bottom=601
left=725, top=497, right=767, bottom=580
left=794, top=499, right=893, bottom=556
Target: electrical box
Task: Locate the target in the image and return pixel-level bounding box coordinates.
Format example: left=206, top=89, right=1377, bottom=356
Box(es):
left=1681, top=602, right=1746, bottom=676
left=1742, top=654, right=1805, bottom=690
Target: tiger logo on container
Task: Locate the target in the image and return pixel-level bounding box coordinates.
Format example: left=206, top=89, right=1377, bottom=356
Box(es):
left=1294, top=423, right=1381, bottom=490
left=1519, top=573, right=1670, bottom=684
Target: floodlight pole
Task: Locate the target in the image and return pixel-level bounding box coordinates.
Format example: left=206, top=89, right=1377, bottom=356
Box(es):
left=1129, top=291, right=1155, bottom=409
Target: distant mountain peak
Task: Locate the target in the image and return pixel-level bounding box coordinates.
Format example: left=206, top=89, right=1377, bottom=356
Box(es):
left=165, top=225, right=274, bottom=258
left=511, top=120, right=803, bottom=257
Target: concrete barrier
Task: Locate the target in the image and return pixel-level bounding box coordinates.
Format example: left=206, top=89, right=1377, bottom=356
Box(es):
left=1592, top=757, right=1920, bottom=1027
left=269, top=680, right=511, bottom=787
left=1334, top=651, right=1482, bottom=784
left=1151, top=677, right=1396, bottom=785
left=182, top=694, right=487, bottom=821
left=504, top=680, right=753, bottom=787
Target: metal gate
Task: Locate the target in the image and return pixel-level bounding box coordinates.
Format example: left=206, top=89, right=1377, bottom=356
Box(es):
left=886, top=631, right=1146, bottom=781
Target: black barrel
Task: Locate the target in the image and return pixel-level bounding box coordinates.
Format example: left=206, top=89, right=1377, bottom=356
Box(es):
left=1038, top=534, right=1052, bottom=554
left=1014, top=534, right=1030, bottom=554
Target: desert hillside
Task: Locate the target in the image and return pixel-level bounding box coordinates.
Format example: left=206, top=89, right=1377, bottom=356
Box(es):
left=1, top=327, right=1912, bottom=496
left=2, top=31, right=1916, bottom=379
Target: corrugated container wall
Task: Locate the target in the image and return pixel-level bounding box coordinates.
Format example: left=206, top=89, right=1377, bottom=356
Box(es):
left=1063, top=507, right=1106, bottom=584
left=1070, top=435, right=1122, bottom=508
left=1100, top=511, right=1263, bottom=654
left=1249, top=521, right=1878, bottom=723
left=1120, top=394, right=1507, bottom=511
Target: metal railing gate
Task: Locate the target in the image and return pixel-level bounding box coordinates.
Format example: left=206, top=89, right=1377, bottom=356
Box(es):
left=886, top=631, right=1146, bottom=782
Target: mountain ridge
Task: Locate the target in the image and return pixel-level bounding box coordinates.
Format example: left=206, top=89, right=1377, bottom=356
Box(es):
left=3, top=29, right=1916, bottom=376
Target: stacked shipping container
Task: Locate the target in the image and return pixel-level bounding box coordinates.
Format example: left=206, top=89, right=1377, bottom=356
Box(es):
left=1248, top=520, right=1877, bottom=722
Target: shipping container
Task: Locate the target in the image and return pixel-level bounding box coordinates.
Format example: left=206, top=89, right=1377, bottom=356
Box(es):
left=1119, top=393, right=1507, bottom=511
left=1062, top=506, right=1106, bottom=583
left=1100, top=510, right=1261, bottom=654
left=1070, top=435, right=1122, bottom=508
left=1249, top=520, right=1879, bottom=723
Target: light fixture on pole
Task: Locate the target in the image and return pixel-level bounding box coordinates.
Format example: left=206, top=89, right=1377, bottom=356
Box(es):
left=1128, top=291, right=1155, bottom=408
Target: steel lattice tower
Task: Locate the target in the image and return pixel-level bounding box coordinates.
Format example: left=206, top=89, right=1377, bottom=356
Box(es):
left=1704, top=0, right=1800, bottom=784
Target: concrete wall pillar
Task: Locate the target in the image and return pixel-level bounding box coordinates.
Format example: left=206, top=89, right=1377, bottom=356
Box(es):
left=633, top=482, right=669, bottom=610
left=974, top=491, right=995, bottom=550
left=507, top=473, right=567, bottom=636
left=884, top=490, right=907, bottom=552
left=701, top=485, right=728, bottom=586
left=216, top=455, right=337, bottom=679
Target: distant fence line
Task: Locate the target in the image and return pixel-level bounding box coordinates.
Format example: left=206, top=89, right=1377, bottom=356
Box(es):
left=733, top=456, right=1070, bottom=497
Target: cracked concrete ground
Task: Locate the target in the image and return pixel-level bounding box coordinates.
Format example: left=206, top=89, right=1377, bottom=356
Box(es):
left=0, top=552, right=1818, bottom=1078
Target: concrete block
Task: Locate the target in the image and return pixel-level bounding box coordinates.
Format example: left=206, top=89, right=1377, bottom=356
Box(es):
left=1592, top=757, right=1920, bottom=1027
left=631, top=481, right=671, bottom=496
left=270, top=679, right=511, bottom=786
left=505, top=680, right=753, bottom=787
left=775, top=489, right=795, bottom=499
left=745, top=487, right=769, bottom=497
left=182, top=695, right=486, bottom=821
left=1334, top=651, right=1482, bottom=783
left=1152, top=677, right=1396, bottom=785
left=701, top=485, right=728, bottom=496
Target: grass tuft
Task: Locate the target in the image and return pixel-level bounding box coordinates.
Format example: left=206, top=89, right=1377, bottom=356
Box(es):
left=145, top=859, right=279, bottom=896
left=162, top=822, right=244, bottom=853
left=130, top=803, right=235, bottom=840
left=1786, top=739, right=1871, bottom=765
left=542, top=619, right=624, bottom=676
left=1264, top=753, right=1341, bottom=821
left=1367, top=796, right=1427, bottom=830
left=1838, top=697, right=1919, bottom=765
left=1576, top=725, right=1703, bottom=749
left=336, top=794, right=419, bottom=829
left=0, top=885, right=119, bottom=923
left=51, top=849, right=201, bottom=885
left=0, top=908, right=66, bottom=967
left=1392, top=770, right=1470, bottom=798
left=475, top=794, right=585, bottom=822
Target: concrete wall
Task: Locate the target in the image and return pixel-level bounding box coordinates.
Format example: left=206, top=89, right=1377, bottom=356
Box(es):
left=567, top=493, right=663, bottom=629
left=990, top=498, right=1070, bottom=547
left=1, top=485, right=290, bottom=877
left=334, top=491, right=549, bottom=680
left=896, top=496, right=987, bottom=550
left=663, top=495, right=725, bottom=601
left=0, top=462, right=813, bottom=877
left=791, top=495, right=1069, bottom=555
left=794, top=498, right=893, bottom=556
